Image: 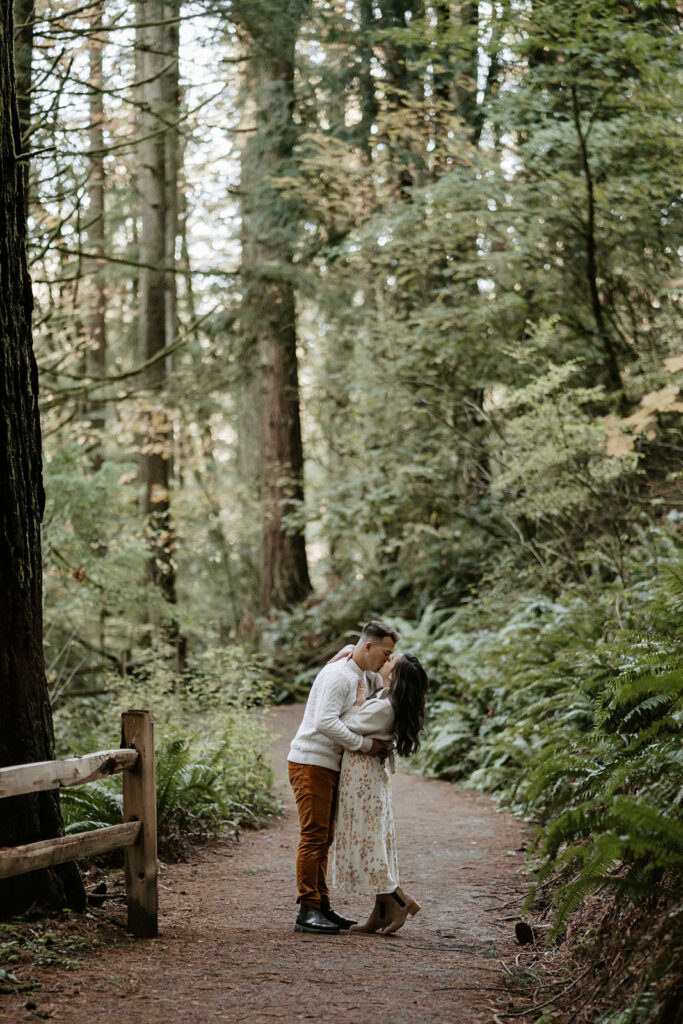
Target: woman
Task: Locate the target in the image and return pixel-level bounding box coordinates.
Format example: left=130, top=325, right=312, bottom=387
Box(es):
left=331, top=652, right=429, bottom=935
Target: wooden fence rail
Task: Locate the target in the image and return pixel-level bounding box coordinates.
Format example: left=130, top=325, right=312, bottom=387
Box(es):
left=0, top=710, right=158, bottom=938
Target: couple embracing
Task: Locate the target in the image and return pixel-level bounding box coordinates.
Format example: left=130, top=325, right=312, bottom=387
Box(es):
left=287, top=620, right=429, bottom=936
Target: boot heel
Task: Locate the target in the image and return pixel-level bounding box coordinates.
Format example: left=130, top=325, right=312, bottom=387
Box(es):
left=395, top=887, right=420, bottom=915
left=381, top=887, right=420, bottom=935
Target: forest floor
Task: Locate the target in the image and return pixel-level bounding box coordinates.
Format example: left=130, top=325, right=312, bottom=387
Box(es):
left=1, top=705, right=538, bottom=1024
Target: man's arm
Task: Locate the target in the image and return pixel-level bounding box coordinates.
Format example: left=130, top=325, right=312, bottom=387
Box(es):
left=313, top=670, right=374, bottom=753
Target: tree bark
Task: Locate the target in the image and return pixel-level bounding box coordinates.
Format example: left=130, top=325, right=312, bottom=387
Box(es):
left=86, top=1, right=107, bottom=460
left=356, top=0, right=378, bottom=161
left=13, top=0, right=33, bottom=196
left=452, top=2, right=480, bottom=140
left=570, top=84, right=623, bottom=395
left=136, top=0, right=183, bottom=656
left=0, top=0, right=85, bottom=916
left=163, top=1, right=179, bottom=361
left=236, top=1, right=313, bottom=611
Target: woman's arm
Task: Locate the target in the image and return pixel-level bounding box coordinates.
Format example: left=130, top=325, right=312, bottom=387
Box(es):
left=327, top=643, right=354, bottom=664
left=342, top=697, right=394, bottom=739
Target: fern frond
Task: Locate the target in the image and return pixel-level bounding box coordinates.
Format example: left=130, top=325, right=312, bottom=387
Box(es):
left=548, top=832, right=628, bottom=938
left=60, top=780, right=123, bottom=833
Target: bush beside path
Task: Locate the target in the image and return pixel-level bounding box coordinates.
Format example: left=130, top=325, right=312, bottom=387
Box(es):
left=2, top=705, right=528, bottom=1023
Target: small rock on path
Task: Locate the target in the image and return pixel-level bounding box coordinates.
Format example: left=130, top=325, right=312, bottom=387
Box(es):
left=3, top=705, right=529, bottom=1023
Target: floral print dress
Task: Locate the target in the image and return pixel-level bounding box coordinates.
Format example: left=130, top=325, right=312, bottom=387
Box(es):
left=331, top=691, right=399, bottom=896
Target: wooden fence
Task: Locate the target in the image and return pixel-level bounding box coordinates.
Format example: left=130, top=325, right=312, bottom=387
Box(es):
left=0, top=709, right=158, bottom=938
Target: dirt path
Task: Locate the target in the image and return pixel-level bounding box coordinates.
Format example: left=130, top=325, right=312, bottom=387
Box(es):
left=2, top=706, right=529, bottom=1024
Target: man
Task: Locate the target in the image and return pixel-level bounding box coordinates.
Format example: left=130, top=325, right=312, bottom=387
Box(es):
left=288, top=620, right=398, bottom=934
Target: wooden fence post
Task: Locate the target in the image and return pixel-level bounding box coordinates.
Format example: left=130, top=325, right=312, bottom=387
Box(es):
left=121, top=710, right=158, bottom=938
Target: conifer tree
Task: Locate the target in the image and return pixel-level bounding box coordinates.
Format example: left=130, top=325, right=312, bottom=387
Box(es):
left=136, top=0, right=184, bottom=660
left=0, top=0, right=84, bottom=916
left=233, top=0, right=313, bottom=611
left=85, top=0, right=107, bottom=459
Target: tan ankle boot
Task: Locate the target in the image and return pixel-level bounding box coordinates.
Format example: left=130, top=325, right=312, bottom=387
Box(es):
left=381, top=886, right=420, bottom=935
left=349, top=895, right=390, bottom=934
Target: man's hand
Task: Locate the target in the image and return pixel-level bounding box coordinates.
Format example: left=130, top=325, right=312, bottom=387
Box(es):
left=368, top=739, right=391, bottom=758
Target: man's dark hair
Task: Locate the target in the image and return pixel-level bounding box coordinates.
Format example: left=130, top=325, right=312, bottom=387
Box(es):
left=360, top=620, right=399, bottom=643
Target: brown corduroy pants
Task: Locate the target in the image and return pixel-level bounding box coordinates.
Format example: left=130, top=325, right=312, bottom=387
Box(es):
left=288, top=761, right=339, bottom=909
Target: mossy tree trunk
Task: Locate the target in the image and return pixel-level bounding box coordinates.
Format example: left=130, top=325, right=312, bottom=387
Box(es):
left=136, top=0, right=185, bottom=662
left=86, top=0, right=107, bottom=460
left=235, top=0, right=312, bottom=612
left=0, top=1, right=85, bottom=917
left=13, top=0, right=33, bottom=195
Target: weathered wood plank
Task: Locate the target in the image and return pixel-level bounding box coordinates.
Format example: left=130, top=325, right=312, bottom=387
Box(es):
left=122, top=710, right=158, bottom=938
left=0, top=749, right=139, bottom=799
left=0, top=821, right=141, bottom=880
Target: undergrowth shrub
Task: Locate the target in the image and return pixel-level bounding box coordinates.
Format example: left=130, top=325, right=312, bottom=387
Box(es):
left=412, top=545, right=682, bottom=1010
left=56, top=647, right=279, bottom=859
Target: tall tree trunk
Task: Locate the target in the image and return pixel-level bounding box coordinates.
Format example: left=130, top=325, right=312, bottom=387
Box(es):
left=356, top=0, right=378, bottom=162
left=163, top=1, right=179, bottom=360
left=235, top=1, right=313, bottom=611
left=162, top=0, right=186, bottom=667
left=377, top=0, right=428, bottom=195
left=86, top=1, right=107, bottom=461
left=452, top=2, right=479, bottom=139
left=570, top=84, right=623, bottom=395
left=136, top=0, right=183, bottom=656
left=0, top=0, right=85, bottom=916
left=13, top=0, right=33, bottom=196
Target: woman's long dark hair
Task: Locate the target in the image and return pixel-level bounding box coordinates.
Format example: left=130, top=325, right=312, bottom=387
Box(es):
left=390, top=653, right=429, bottom=758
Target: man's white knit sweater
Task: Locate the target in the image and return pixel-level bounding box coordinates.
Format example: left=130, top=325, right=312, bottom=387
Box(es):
left=287, top=654, right=384, bottom=771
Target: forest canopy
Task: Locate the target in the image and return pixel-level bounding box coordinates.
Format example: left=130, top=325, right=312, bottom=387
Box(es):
left=20, top=0, right=680, bottom=674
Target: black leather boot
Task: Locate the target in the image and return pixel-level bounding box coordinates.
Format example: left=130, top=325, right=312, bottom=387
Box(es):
left=320, top=905, right=357, bottom=929
left=294, top=905, right=340, bottom=934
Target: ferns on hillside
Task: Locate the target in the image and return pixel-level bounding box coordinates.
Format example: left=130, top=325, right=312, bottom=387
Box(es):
left=414, top=553, right=683, bottom=953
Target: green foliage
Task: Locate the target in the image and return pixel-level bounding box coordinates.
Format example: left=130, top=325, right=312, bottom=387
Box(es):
left=153, top=721, right=278, bottom=847
left=53, top=644, right=273, bottom=750
left=0, top=917, right=116, bottom=987
left=57, top=651, right=280, bottom=858
left=61, top=723, right=278, bottom=859
left=257, top=578, right=389, bottom=701
left=41, top=437, right=263, bottom=701
left=491, top=333, right=639, bottom=520
left=0, top=920, right=96, bottom=976
left=288, top=0, right=683, bottom=624
left=60, top=782, right=123, bottom=835
left=416, top=548, right=682, bottom=952
left=41, top=446, right=155, bottom=690
left=33, top=0, right=682, bottom=690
